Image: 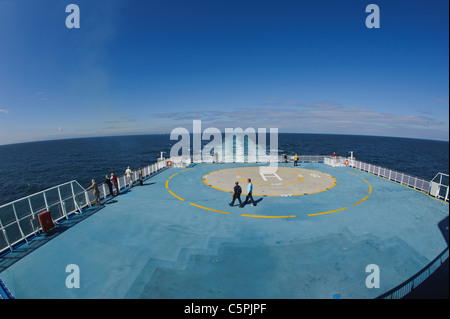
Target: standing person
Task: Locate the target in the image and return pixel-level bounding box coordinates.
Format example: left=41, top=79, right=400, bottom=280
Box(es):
left=229, top=181, right=243, bottom=207
left=138, top=168, right=143, bottom=186
left=125, top=166, right=133, bottom=188
left=284, top=153, right=288, bottom=163
left=86, top=179, right=100, bottom=205
left=294, top=154, right=299, bottom=166
left=111, top=173, right=119, bottom=195
left=104, top=175, right=113, bottom=196
left=241, top=178, right=256, bottom=207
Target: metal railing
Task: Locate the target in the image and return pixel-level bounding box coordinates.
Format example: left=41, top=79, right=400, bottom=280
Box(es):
left=0, top=180, right=88, bottom=255
left=324, top=156, right=448, bottom=202
left=376, top=247, right=449, bottom=299
left=86, top=159, right=169, bottom=203
left=0, top=158, right=170, bottom=255
left=351, top=159, right=432, bottom=194
left=429, top=173, right=449, bottom=202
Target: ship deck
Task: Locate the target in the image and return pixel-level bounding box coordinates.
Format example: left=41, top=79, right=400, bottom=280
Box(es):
left=0, top=162, right=448, bottom=299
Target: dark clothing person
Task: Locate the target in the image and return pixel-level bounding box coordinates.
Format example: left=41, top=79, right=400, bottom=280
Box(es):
left=229, top=184, right=243, bottom=206
left=139, top=168, right=143, bottom=186
left=111, top=173, right=119, bottom=195
left=105, top=175, right=113, bottom=196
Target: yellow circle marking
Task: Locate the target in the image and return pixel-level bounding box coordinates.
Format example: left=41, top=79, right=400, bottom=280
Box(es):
left=166, top=167, right=293, bottom=218
left=242, top=214, right=296, bottom=218
left=167, top=166, right=371, bottom=219
left=189, top=202, right=229, bottom=214
left=307, top=171, right=372, bottom=216
left=202, top=167, right=337, bottom=197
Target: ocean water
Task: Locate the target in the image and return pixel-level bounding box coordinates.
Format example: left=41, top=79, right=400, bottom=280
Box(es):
left=0, top=133, right=448, bottom=206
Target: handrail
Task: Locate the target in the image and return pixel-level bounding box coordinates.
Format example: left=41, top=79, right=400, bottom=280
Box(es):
left=0, top=159, right=170, bottom=255
left=323, top=156, right=448, bottom=202
left=0, top=180, right=89, bottom=255
left=376, top=246, right=449, bottom=299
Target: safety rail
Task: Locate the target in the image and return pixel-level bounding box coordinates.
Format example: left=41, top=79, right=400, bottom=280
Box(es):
left=0, top=158, right=170, bottom=255
left=85, top=159, right=169, bottom=204
left=429, top=173, right=449, bottom=202
left=0, top=180, right=88, bottom=255
left=324, top=156, right=448, bottom=202
left=376, top=246, right=449, bottom=299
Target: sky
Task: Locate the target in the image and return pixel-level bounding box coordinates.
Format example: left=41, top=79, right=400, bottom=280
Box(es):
left=0, top=0, right=448, bottom=145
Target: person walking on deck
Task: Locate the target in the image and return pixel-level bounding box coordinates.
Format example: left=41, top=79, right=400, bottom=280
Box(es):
left=241, top=178, right=256, bottom=207
left=229, top=181, right=243, bottom=207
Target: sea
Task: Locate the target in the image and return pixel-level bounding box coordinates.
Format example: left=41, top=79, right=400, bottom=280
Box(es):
left=0, top=133, right=448, bottom=207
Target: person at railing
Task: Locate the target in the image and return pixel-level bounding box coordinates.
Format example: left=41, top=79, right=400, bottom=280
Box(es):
left=125, top=166, right=133, bottom=188
left=111, top=173, right=119, bottom=195
left=86, top=179, right=100, bottom=205
left=104, top=175, right=113, bottom=196
left=138, top=168, right=143, bottom=186
left=294, top=154, right=299, bottom=166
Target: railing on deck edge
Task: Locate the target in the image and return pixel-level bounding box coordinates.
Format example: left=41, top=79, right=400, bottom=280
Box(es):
left=376, top=246, right=449, bottom=299
left=324, top=156, right=449, bottom=299
left=324, top=156, right=449, bottom=202
left=0, top=159, right=170, bottom=256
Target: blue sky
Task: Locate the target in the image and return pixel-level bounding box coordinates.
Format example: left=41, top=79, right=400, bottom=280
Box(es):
left=0, top=0, right=448, bottom=145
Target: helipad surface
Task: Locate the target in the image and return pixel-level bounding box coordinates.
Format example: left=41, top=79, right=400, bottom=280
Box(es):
left=0, top=163, right=448, bottom=299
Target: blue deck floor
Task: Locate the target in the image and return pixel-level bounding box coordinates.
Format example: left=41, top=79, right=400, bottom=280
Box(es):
left=0, top=163, right=448, bottom=299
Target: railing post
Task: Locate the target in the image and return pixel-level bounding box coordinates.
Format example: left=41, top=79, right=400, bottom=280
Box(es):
left=84, top=190, right=91, bottom=208
left=27, top=197, right=39, bottom=236
left=0, top=218, right=13, bottom=252
left=43, top=191, right=49, bottom=213
left=12, top=203, right=27, bottom=244
left=57, top=187, right=69, bottom=220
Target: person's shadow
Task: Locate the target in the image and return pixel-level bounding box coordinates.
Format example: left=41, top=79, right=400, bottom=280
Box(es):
left=239, top=197, right=264, bottom=207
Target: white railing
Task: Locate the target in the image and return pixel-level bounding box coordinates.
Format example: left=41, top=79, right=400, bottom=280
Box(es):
left=327, top=156, right=449, bottom=202
left=0, top=180, right=88, bottom=254
left=90, top=159, right=169, bottom=201
left=351, top=159, right=432, bottom=194
left=429, top=173, right=449, bottom=202
left=0, top=158, right=171, bottom=255
left=167, top=156, right=192, bottom=167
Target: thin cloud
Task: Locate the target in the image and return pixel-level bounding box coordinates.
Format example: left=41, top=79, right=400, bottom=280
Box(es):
left=431, top=97, right=446, bottom=103
left=0, top=108, right=9, bottom=114
left=153, top=102, right=447, bottom=139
